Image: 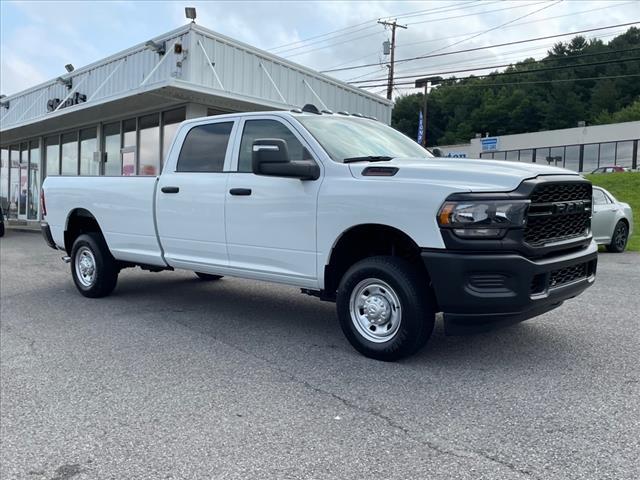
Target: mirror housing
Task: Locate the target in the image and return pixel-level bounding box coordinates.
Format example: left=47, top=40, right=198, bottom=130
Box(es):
left=252, top=139, right=320, bottom=180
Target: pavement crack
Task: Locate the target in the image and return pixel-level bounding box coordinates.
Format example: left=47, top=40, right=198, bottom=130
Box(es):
left=170, top=318, right=536, bottom=478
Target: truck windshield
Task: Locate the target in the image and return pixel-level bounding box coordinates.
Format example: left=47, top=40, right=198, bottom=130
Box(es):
left=296, top=116, right=432, bottom=163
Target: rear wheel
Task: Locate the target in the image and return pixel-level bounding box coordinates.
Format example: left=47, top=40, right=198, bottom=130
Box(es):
left=71, top=233, right=119, bottom=297
left=195, top=272, right=223, bottom=281
left=606, top=220, right=628, bottom=253
left=336, top=256, right=435, bottom=361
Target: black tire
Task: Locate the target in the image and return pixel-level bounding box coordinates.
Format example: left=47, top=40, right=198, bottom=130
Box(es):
left=0, top=222, right=4, bottom=237
left=195, top=272, right=223, bottom=281
left=336, top=256, right=435, bottom=361
left=70, top=233, right=119, bottom=298
left=606, top=220, right=629, bottom=253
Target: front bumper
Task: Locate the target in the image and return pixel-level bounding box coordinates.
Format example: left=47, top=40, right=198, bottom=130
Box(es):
left=421, top=241, right=598, bottom=334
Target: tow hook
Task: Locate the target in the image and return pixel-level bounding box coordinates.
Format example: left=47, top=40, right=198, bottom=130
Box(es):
left=62, top=256, right=71, bottom=264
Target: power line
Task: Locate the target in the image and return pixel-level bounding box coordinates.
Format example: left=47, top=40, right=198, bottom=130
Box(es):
left=278, top=0, right=548, bottom=59
left=420, top=0, right=563, bottom=58
left=322, top=21, right=640, bottom=73
left=387, top=28, right=628, bottom=79
left=318, top=1, right=633, bottom=74
left=349, top=46, right=640, bottom=85
left=391, top=73, right=640, bottom=90
left=268, top=0, right=480, bottom=54
left=355, top=56, right=640, bottom=88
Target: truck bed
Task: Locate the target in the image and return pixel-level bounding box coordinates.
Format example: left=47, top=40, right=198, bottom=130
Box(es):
left=43, top=176, right=166, bottom=266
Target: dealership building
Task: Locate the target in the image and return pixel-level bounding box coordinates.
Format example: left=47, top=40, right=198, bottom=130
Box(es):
left=436, top=120, right=640, bottom=172
left=0, top=23, right=392, bottom=227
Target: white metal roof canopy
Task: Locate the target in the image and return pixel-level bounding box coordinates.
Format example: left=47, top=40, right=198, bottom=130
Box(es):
left=0, top=24, right=391, bottom=143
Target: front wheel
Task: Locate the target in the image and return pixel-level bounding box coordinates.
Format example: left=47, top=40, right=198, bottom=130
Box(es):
left=336, top=256, right=435, bottom=361
left=606, top=220, right=628, bottom=253
left=71, top=233, right=119, bottom=298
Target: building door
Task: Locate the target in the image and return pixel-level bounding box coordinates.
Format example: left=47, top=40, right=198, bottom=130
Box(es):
left=17, top=145, right=28, bottom=220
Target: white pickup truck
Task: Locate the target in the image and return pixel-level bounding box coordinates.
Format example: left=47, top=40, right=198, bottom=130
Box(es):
left=41, top=109, right=597, bottom=360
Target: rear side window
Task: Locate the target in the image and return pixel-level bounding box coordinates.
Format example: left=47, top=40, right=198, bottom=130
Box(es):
left=177, top=122, right=233, bottom=172
left=593, top=189, right=608, bottom=205
left=238, top=119, right=311, bottom=172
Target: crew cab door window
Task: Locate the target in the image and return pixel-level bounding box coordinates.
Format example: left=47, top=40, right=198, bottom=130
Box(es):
left=177, top=122, right=233, bottom=172
left=237, top=119, right=312, bottom=173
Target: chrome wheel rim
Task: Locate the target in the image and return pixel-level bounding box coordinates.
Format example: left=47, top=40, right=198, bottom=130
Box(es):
left=75, top=246, right=97, bottom=287
left=349, top=278, right=402, bottom=343
left=614, top=224, right=627, bottom=250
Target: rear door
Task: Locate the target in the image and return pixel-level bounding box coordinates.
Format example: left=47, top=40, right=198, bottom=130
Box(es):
left=156, top=119, right=237, bottom=271
left=224, top=116, right=322, bottom=287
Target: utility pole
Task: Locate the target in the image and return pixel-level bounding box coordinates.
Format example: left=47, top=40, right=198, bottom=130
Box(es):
left=378, top=19, right=407, bottom=100
left=415, top=76, right=442, bottom=147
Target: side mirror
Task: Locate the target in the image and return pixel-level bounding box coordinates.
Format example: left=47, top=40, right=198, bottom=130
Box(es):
left=252, top=139, right=320, bottom=181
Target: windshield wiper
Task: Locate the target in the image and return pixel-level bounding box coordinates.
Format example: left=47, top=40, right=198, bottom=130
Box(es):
left=343, top=155, right=394, bottom=164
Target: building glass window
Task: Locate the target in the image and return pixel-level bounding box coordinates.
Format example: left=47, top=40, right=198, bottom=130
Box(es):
left=582, top=144, right=599, bottom=172
left=479, top=152, right=492, bottom=159
left=122, top=119, right=137, bottom=176
left=493, top=151, right=506, bottom=160
left=177, top=122, right=233, bottom=172
left=519, top=149, right=533, bottom=163
left=61, top=132, right=78, bottom=175
left=139, top=113, right=160, bottom=176
left=506, top=150, right=519, bottom=162
left=9, top=146, right=19, bottom=219
left=615, top=141, right=633, bottom=168
left=535, top=147, right=549, bottom=165
left=599, top=142, right=615, bottom=167
left=549, top=146, right=564, bottom=167
left=45, top=136, right=60, bottom=177
left=162, top=108, right=186, bottom=163
left=0, top=147, right=8, bottom=213
left=79, top=128, right=98, bottom=176
left=103, top=123, right=121, bottom=176
left=564, top=145, right=580, bottom=172
left=28, top=140, right=40, bottom=220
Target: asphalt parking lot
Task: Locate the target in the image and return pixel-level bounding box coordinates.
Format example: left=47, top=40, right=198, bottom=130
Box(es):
left=1, top=230, right=638, bottom=480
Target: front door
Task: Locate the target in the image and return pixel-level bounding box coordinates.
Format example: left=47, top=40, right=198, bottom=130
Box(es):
left=591, top=188, right=617, bottom=243
left=156, top=119, right=236, bottom=271
left=225, top=117, right=321, bottom=287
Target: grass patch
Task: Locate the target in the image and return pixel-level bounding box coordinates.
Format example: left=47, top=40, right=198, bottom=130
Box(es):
left=585, top=172, right=640, bottom=251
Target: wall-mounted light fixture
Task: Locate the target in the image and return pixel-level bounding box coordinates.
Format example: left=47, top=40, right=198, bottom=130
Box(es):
left=0, top=94, right=9, bottom=110
left=65, top=64, right=75, bottom=73
left=56, top=76, right=73, bottom=89
left=185, top=7, right=196, bottom=23
left=145, top=40, right=166, bottom=56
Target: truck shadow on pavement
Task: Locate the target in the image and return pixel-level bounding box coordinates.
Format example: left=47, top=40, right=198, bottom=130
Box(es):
left=107, top=271, right=587, bottom=371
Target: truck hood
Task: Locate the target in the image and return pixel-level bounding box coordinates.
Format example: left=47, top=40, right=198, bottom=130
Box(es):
left=349, top=157, right=579, bottom=192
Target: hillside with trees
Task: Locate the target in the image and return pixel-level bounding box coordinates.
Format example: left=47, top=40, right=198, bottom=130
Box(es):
left=391, top=27, right=640, bottom=146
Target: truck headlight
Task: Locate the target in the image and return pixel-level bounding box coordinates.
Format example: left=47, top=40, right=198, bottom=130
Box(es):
left=437, top=200, right=530, bottom=239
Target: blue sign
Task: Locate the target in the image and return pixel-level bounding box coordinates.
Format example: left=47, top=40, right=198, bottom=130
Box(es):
left=417, top=111, right=424, bottom=145
left=480, top=137, right=498, bottom=151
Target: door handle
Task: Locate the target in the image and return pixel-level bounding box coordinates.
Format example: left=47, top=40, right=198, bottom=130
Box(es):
left=161, top=186, right=180, bottom=194
left=229, top=188, right=252, bottom=196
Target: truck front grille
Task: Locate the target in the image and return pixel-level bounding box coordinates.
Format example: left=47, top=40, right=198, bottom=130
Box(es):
left=524, top=182, right=592, bottom=247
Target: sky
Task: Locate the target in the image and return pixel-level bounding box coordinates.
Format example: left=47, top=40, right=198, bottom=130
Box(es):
left=1, top=0, right=637, bottom=98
